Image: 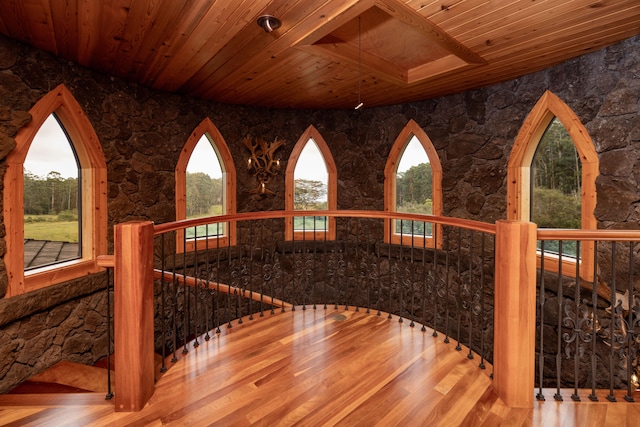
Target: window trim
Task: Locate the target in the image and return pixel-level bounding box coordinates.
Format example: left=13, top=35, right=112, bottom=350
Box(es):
left=4, top=84, right=107, bottom=297
left=175, top=118, right=236, bottom=252
left=508, top=90, right=598, bottom=280
left=384, top=119, right=442, bottom=247
left=285, top=125, right=337, bottom=241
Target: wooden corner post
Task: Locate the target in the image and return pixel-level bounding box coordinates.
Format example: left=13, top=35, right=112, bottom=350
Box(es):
left=493, top=220, right=537, bottom=408
left=114, top=221, right=155, bottom=412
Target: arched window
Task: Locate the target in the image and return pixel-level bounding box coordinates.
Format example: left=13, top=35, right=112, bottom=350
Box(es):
left=508, top=90, right=598, bottom=280
left=285, top=125, right=336, bottom=240
left=4, top=84, right=107, bottom=297
left=384, top=119, right=442, bottom=247
left=176, top=118, right=236, bottom=251
left=24, top=114, right=80, bottom=268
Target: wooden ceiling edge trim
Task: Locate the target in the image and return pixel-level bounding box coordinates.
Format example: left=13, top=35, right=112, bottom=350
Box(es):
left=374, top=0, right=487, bottom=65
left=406, top=57, right=483, bottom=85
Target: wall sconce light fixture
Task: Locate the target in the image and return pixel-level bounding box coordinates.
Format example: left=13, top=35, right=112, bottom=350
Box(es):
left=244, top=134, right=284, bottom=196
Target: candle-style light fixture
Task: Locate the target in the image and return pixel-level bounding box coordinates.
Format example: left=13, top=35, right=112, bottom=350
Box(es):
left=243, top=134, right=284, bottom=196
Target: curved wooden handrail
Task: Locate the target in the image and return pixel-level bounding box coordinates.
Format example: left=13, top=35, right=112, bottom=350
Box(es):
left=537, top=228, right=640, bottom=241
left=153, top=269, right=293, bottom=309
left=153, top=209, right=497, bottom=236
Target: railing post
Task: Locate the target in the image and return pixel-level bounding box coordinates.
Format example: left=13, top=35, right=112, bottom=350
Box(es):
left=114, top=221, right=155, bottom=412
left=493, top=220, right=537, bottom=408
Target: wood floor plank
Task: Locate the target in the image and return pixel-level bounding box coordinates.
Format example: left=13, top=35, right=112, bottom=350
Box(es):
left=3, top=307, right=640, bottom=426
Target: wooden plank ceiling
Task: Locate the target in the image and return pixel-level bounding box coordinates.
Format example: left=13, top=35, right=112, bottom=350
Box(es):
left=0, top=0, right=639, bottom=109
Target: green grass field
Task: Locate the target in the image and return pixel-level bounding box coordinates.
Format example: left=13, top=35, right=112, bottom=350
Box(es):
left=23, top=219, right=78, bottom=242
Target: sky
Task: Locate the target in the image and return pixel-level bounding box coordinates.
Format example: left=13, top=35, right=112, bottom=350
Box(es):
left=397, top=136, right=430, bottom=173
left=187, top=135, right=223, bottom=177
left=24, top=121, right=429, bottom=180
left=24, top=115, right=78, bottom=179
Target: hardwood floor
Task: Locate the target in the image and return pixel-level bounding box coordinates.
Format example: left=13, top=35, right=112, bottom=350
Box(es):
left=1, top=307, right=640, bottom=426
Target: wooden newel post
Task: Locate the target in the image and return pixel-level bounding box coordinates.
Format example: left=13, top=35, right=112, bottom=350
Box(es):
left=114, top=221, right=155, bottom=412
left=493, top=220, right=537, bottom=408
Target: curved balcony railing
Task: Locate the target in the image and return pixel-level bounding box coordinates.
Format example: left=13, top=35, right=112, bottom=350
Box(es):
left=104, top=211, right=640, bottom=411
left=152, top=210, right=496, bottom=374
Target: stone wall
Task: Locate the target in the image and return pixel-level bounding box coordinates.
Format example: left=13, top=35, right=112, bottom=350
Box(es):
left=0, top=32, right=638, bottom=392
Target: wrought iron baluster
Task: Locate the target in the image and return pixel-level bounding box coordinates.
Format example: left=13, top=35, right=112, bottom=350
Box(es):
left=588, top=241, right=598, bottom=401
left=204, top=223, right=211, bottom=341
left=625, top=240, right=636, bottom=403
left=159, top=236, right=167, bottom=372
left=105, top=268, right=114, bottom=400
left=409, top=222, right=415, bottom=327
left=193, top=226, right=200, bottom=348
left=432, top=225, right=440, bottom=337
left=171, top=237, right=178, bottom=362
left=569, top=241, right=582, bottom=401
left=215, top=225, right=221, bottom=334
left=182, top=234, right=189, bottom=354
left=607, top=242, right=618, bottom=402
left=455, top=227, right=462, bottom=351
left=537, top=240, right=546, bottom=401
left=467, top=229, right=474, bottom=359
left=248, top=220, right=254, bottom=321
left=479, top=232, right=486, bottom=369
left=554, top=240, right=564, bottom=401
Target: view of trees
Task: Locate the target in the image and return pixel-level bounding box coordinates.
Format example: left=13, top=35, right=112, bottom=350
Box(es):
left=396, top=162, right=433, bottom=214
left=293, top=179, right=328, bottom=230
left=532, top=118, right=581, bottom=229
left=24, top=170, right=78, bottom=217
left=396, top=162, right=433, bottom=235
left=294, top=179, right=327, bottom=210
left=185, top=172, right=223, bottom=218
left=185, top=171, right=223, bottom=238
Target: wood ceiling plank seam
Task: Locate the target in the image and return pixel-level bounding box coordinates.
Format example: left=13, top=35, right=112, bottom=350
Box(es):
left=222, top=47, right=358, bottom=101
left=0, top=14, right=8, bottom=36
left=152, top=0, right=272, bottom=92
left=219, top=51, right=357, bottom=107
left=456, top=1, right=638, bottom=48
left=405, top=0, right=479, bottom=23
left=50, top=0, right=80, bottom=60
left=2, top=0, right=36, bottom=48
left=469, top=5, right=640, bottom=61
left=246, top=61, right=378, bottom=109
left=481, top=23, right=640, bottom=73
left=302, top=43, right=409, bottom=86
left=191, top=0, right=376, bottom=101
left=138, top=0, right=220, bottom=85
left=183, top=0, right=361, bottom=97
left=32, top=0, right=57, bottom=54
left=374, top=0, right=486, bottom=65
left=422, top=0, right=551, bottom=33
left=76, top=0, right=102, bottom=65
left=126, top=1, right=188, bottom=83
left=242, top=50, right=328, bottom=92
left=111, top=0, right=163, bottom=78
left=85, top=0, right=133, bottom=73
left=156, top=1, right=284, bottom=92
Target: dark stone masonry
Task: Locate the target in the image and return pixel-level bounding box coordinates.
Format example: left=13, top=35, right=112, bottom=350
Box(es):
left=0, top=33, right=638, bottom=393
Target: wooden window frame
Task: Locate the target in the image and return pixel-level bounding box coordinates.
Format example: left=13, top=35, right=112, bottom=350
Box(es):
left=4, top=84, right=108, bottom=297
left=175, top=118, right=236, bottom=252
left=507, top=90, right=598, bottom=280
left=285, top=125, right=337, bottom=241
left=384, top=119, right=442, bottom=248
